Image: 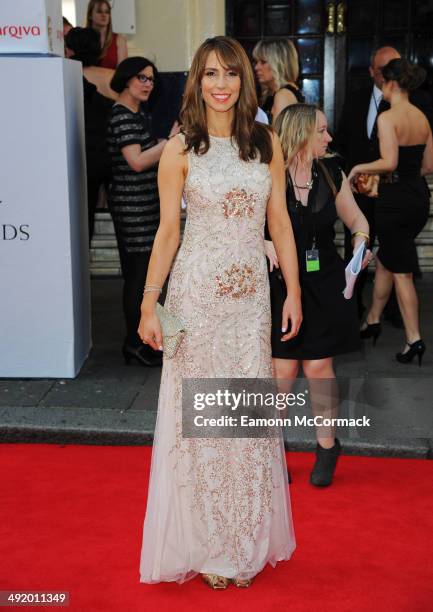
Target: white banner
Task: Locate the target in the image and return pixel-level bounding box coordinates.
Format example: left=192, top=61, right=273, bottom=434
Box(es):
left=0, top=0, right=64, bottom=56
left=0, top=57, right=91, bottom=378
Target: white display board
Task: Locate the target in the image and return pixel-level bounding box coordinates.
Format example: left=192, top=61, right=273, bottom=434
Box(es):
left=75, top=0, right=136, bottom=34
left=0, top=0, right=64, bottom=56
left=0, top=57, right=91, bottom=378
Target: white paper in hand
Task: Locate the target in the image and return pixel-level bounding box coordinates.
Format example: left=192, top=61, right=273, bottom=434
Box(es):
left=343, top=241, right=366, bottom=299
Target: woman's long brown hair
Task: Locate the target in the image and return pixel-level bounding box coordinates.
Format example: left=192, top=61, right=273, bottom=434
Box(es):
left=180, top=36, right=273, bottom=163
left=85, top=0, right=113, bottom=61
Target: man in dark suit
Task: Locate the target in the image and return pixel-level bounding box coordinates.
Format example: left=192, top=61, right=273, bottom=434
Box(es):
left=336, top=46, right=433, bottom=324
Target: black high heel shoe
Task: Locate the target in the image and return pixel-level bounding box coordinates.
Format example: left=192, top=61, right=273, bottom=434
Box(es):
left=396, top=340, right=426, bottom=366
left=122, top=344, right=162, bottom=367
left=360, top=322, right=382, bottom=346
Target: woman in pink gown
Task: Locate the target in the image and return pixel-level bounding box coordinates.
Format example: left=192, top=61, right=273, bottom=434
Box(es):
left=138, top=36, right=301, bottom=589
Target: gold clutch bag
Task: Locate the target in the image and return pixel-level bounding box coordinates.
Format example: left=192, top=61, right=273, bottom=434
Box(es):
left=156, top=303, right=186, bottom=359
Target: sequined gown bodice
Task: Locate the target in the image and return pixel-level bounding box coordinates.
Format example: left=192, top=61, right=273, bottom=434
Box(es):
left=167, top=135, right=272, bottom=377
left=140, top=134, right=295, bottom=584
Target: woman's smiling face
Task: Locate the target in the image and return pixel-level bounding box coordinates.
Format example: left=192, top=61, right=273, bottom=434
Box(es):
left=200, top=50, right=241, bottom=114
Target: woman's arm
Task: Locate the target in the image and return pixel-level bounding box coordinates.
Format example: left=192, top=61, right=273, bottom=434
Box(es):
left=421, top=130, right=433, bottom=176
left=98, top=69, right=118, bottom=101
left=122, top=122, right=180, bottom=172
left=116, top=34, right=128, bottom=65
left=348, top=112, right=399, bottom=180
left=336, top=174, right=369, bottom=238
left=121, top=140, right=167, bottom=172
left=267, top=132, right=302, bottom=340
left=138, top=137, right=186, bottom=349
left=336, top=173, right=371, bottom=267
left=271, top=88, right=298, bottom=124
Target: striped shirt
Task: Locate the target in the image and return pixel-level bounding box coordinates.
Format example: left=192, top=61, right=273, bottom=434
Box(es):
left=107, top=104, right=160, bottom=253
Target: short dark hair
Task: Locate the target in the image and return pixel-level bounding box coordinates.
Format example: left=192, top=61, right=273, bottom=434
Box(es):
left=65, top=27, right=101, bottom=67
left=110, top=56, right=159, bottom=93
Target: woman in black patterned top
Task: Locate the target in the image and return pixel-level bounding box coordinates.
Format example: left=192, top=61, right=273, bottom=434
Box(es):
left=108, top=57, right=179, bottom=366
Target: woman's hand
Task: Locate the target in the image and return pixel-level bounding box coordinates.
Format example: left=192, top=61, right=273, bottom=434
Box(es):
left=138, top=309, right=163, bottom=351
left=169, top=121, right=181, bottom=139
left=352, top=235, right=372, bottom=271
left=361, top=248, right=373, bottom=270
left=264, top=240, right=279, bottom=272
left=281, top=292, right=302, bottom=341
left=347, top=166, right=360, bottom=192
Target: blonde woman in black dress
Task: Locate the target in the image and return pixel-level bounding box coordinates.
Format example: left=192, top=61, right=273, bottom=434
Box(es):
left=349, top=59, right=433, bottom=365
left=253, top=38, right=304, bottom=124
left=267, top=104, right=370, bottom=486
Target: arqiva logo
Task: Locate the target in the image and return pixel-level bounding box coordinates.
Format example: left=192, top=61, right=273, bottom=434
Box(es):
left=0, top=25, right=41, bottom=39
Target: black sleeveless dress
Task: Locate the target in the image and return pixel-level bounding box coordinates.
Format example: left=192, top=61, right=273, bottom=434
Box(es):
left=270, top=158, right=360, bottom=360
left=262, top=84, right=305, bottom=124
left=376, top=145, right=430, bottom=273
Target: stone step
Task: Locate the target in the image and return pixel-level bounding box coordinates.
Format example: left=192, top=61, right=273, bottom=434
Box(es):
left=91, top=266, right=123, bottom=277
left=93, top=220, right=115, bottom=235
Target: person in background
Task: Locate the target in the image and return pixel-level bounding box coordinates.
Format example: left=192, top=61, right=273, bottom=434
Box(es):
left=86, top=0, right=128, bottom=69
left=65, top=27, right=118, bottom=101
left=65, top=27, right=114, bottom=245
left=63, top=16, right=73, bottom=37
left=63, top=16, right=73, bottom=56
left=107, top=57, right=179, bottom=367
left=267, top=104, right=370, bottom=486
left=348, top=59, right=433, bottom=365
left=253, top=38, right=304, bottom=124
left=335, top=45, right=433, bottom=324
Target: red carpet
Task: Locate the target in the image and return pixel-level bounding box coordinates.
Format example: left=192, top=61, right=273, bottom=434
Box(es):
left=1, top=444, right=432, bottom=612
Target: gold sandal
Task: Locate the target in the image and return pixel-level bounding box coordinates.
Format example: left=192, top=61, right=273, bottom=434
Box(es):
left=201, top=573, right=230, bottom=590
left=232, top=577, right=253, bottom=588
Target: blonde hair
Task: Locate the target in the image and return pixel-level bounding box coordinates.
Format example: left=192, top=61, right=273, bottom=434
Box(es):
left=253, top=38, right=299, bottom=102
left=85, top=0, right=113, bottom=61
left=274, top=103, right=317, bottom=166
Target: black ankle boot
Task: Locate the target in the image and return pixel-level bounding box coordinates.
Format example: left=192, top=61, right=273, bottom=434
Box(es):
left=310, top=438, right=341, bottom=487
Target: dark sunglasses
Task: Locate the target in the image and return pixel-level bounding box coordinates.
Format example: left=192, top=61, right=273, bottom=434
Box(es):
left=136, top=74, right=154, bottom=84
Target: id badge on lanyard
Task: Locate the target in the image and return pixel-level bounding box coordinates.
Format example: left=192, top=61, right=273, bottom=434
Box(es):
left=306, top=247, right=320, bottom=272
left=306, top=231, right=320, bottom=272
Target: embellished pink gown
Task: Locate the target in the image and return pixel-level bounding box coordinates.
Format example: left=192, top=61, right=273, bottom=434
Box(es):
left=139, top=134, right=295, bottom=583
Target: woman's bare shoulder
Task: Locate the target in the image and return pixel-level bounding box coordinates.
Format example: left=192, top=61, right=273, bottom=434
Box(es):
left=274, top=87, right=297, bottom=105
left=389, top=102, right=429, bottom=130
left=161, top=136, right=188, bottom=167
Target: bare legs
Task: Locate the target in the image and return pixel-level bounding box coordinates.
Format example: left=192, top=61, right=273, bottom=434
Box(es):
left=364, top=258, right=393, bottom=325
left=394, top=273, right=421, bottom=347
left=363, top=258, right=422, bottom=350
left=273, top=357, right=337, bottom=448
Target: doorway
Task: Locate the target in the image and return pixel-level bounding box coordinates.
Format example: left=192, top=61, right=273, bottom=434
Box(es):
left=226, top=0, right=433, bottom=131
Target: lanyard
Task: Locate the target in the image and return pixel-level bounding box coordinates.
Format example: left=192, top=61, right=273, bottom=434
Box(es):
left=290, top=161, right=319, bottom=249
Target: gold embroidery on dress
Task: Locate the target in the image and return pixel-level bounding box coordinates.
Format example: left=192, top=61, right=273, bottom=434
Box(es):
left=222, top=188, right=257, bottom=218
left=216, top=264, right=257, bottom=298
left=142, top=135, right=294, bottom=579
